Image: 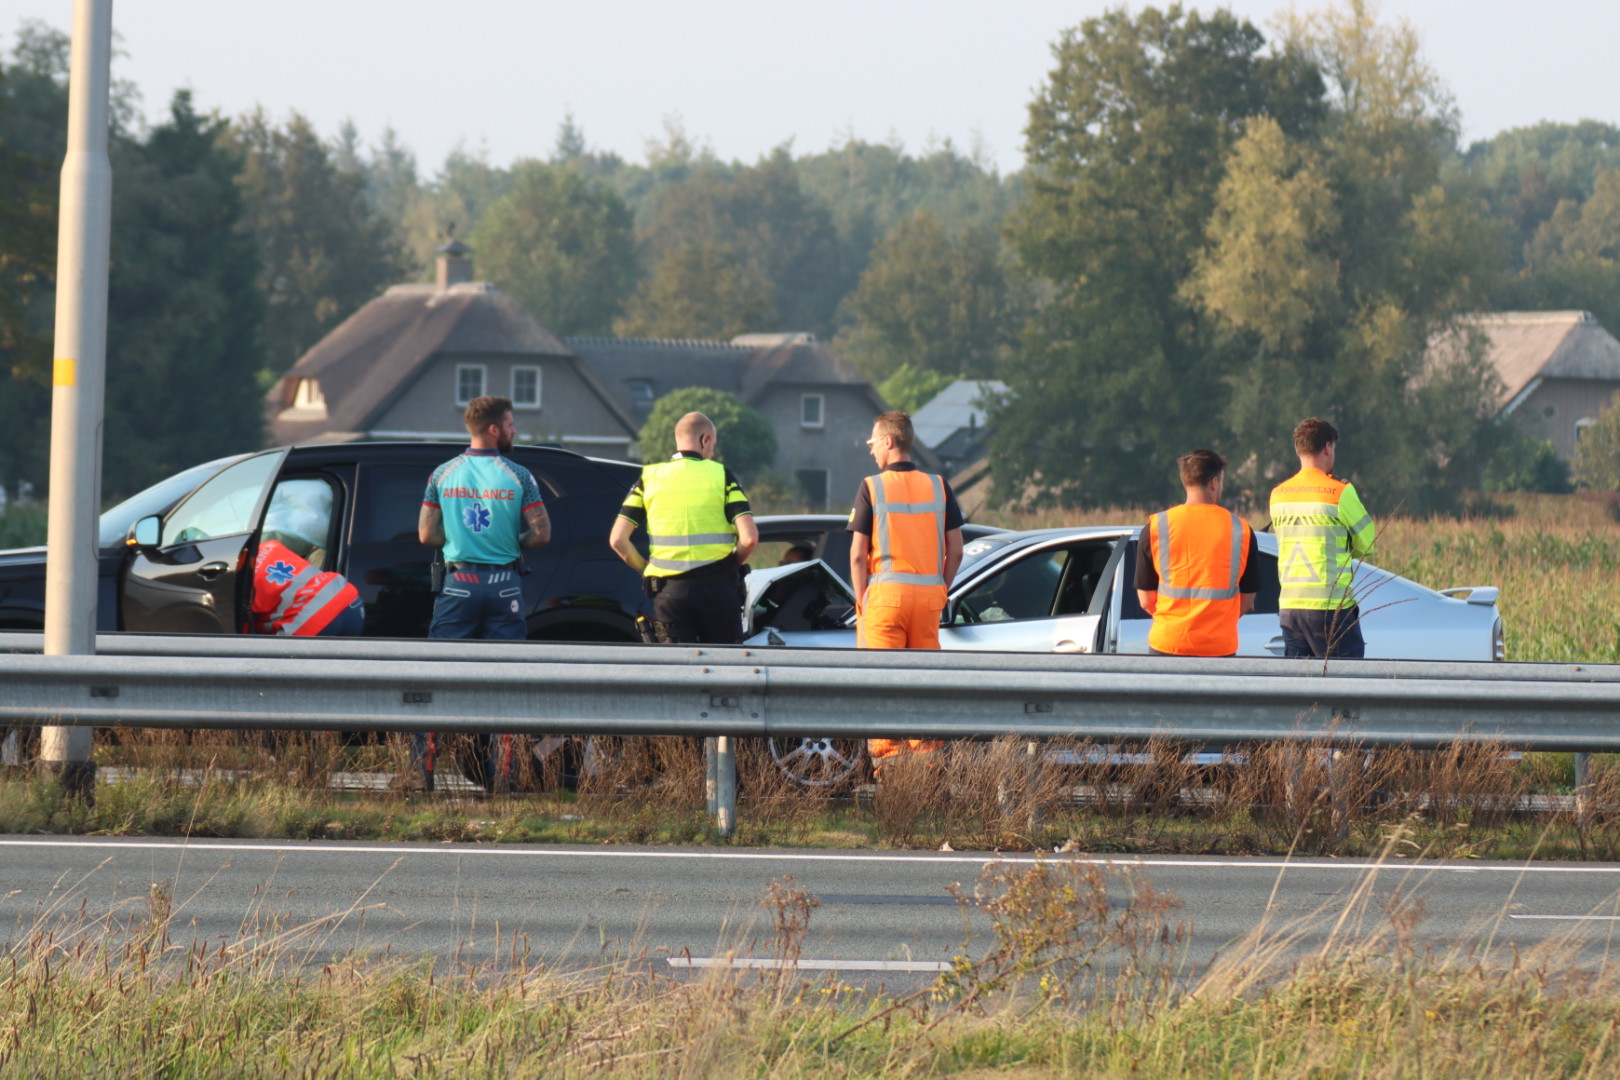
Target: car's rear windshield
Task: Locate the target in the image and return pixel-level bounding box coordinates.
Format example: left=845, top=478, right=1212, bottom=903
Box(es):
left=97, top=454, right=245, bottom=547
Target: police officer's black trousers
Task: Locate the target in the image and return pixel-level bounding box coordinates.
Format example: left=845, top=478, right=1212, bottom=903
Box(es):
left=651, top=575, right=743, bottom=645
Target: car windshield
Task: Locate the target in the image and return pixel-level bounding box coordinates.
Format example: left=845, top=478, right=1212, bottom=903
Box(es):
left=96, top=454, right=246, bottom=547
left=958, top=537, right=1011, bottom=576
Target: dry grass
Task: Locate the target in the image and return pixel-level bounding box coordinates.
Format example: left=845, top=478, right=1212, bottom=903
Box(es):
left=14, top=729, right=1620, bottom=861
left=7, top=846, right=1620, bottom=1077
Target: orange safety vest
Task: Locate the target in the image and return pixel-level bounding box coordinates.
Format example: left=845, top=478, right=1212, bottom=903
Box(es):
left=1145, top=504, right=1251, bottom=657
left=864, top=469, right=947, bottom=588
left=868, top=738, right=941, bottom=768
left=249, top=539, right=361, bottom=637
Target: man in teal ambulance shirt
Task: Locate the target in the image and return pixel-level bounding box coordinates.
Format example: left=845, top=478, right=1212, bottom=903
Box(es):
left=415, top=396, right=552, bottom=790
left=419, top=395, right=552, bottom=639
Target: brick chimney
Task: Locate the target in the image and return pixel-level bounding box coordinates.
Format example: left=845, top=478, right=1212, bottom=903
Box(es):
left=435, top=238, right=473, bottom=290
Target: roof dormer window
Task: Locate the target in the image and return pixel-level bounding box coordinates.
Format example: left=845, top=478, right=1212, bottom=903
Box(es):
left=294, top=378, right=325, bottom=411
left=278, top=376, right=328, bottom=421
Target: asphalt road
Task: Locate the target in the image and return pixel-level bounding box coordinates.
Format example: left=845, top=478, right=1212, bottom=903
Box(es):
left=6, top=837, right=1620, bottom=980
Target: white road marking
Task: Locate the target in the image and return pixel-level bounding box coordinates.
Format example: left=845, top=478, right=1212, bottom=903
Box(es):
left=1, top=836, right=1618, bottom=875
left=668, top=957, right=951, bottom=972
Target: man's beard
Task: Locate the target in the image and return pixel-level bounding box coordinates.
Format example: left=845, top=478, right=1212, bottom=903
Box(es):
left=497, top=431, right=513, bottom=454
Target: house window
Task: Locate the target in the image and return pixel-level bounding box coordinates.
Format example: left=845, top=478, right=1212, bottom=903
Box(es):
left=801, top=393, right=825, bottom=429
left=511, top=366, right=541, bottom=409
left=455, top=364, right=486, bottom=406
left=1577, top=417, right=1597, bottom=441
left=627, top=378, right=656, bottom=405
left=795, top=468, right=829, bottom=512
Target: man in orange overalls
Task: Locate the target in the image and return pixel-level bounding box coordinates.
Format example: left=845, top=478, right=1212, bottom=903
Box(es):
left=847, top=411, right=965, bottom=771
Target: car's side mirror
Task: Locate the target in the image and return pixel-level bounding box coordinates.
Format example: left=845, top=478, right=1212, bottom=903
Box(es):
left=127, top=515, right=161, bottom=550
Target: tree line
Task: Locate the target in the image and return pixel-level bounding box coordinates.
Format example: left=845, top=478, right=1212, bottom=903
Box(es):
left=2, top=3, right=1619, bottom=514
left=993, top=1, right=1620, bottom=513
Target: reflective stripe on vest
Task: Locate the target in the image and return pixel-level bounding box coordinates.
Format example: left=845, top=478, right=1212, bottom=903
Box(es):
left=279, top=575, right=352, bottom=636
left=1270, top=468, right=1364, bottom=610
left=641, top=457, right=736, bottom=577
left=255, top=540, right=358, bottom=636
left=1146, top=504, right=1251, bottom=656
left=869, top=470, right=946, bottom=587
left=1154, top=508, right=1244, bottom=600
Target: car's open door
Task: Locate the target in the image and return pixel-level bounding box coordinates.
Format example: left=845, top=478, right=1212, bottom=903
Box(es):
left=1051, top=539, right=1131, bottom=654
left=121, top=450, right=288, bottom=634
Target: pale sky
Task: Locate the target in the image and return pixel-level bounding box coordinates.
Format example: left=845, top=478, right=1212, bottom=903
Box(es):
left=6, top=1, right=1616, bottom=177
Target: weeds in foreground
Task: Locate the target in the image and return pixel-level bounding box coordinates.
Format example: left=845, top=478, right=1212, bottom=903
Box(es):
left=7, top=846, right=1620, bottom=1077
left=12, top=731, right=1620, bottom=861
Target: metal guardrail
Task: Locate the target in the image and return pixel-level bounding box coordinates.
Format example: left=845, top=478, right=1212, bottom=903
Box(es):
left=4, top=634, right=1619, bottom=833
left=3, top=631, right=1616, bottom=684
left=3, top=650, right=1620, bottom=747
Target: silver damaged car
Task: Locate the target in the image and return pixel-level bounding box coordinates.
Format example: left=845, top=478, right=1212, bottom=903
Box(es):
left=745, top=525, right=1505, bottom=662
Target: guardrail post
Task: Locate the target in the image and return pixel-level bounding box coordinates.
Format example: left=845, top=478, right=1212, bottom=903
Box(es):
left=1575, top=752, right=1592, bottom=828
left=1026, top=739, right=1044, bottom=833
left=1329, top=749, right=1354, bottom=842
left=704, top=736, right=718, bottom=815
left=713, top=736, right=737, bottom=838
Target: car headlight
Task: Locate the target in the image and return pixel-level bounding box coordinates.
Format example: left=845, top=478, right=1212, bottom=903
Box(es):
left=1492, top=617, right=1504, bottom=662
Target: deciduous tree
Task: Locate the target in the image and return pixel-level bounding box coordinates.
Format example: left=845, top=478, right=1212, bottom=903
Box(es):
left=992, top=4, right=1324, bottom=507
left=835, top=210, right=1016, bottom=384
left=1185, top=0, right=1504, bottom=511
left=613, top=242, right=773, bottom=341
left=635, top=151, right=848, bottom=338
left=635, top=387, right=776, bottom=481
left=1573, top=395, right=1620, bottom=492
left=469, top=159, right=637, bottom=336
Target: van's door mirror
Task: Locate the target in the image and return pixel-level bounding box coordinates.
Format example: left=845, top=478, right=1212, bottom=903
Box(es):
left=128, top=515, right=161, bottom=549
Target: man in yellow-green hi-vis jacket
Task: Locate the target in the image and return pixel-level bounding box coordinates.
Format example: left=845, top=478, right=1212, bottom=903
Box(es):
left=1268, top=417, right=1375, bottom=659
left=609, top=412, right=758, bottom=644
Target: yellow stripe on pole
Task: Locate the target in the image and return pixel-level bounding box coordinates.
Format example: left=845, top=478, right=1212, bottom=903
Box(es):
left=53, top=358, right=77, bottom=387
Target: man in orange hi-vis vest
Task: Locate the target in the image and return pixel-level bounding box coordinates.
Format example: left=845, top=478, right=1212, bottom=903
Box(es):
left=1134, top=449, right=1261, bottom=657
left=847, top=411, right=965, bottom=770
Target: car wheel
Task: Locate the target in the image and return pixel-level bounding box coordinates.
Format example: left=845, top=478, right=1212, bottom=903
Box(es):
left=768, top=736, right=865, bottom=788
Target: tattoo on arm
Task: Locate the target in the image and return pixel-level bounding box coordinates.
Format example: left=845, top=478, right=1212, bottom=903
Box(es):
left=418, top=505, right=445, bottom=547
left=522, top=504, right=552, bottom=548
